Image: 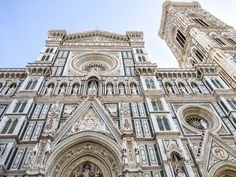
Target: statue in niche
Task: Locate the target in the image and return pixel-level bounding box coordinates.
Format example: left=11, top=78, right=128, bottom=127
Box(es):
left=134, top=142, right=140, bottom=164
left=46, top=102, right=60, bottom=132
left=175, top=168, right=186, bottom=177
left=122, top=142, right=128, bottom=164
left=6, top=84, right=16, bottom=96
left=166, top=83, right=174, bottom=94
left=59, top=84, right=66, bottom=95
left=82, top=165, right=91, bottom=177
left=88, top=81, right=98, bottom=95
left=43, top=139, right=51, bottom=164
left=191, top=83, right=200, bottom=94
left=119, top=84, right=125, bottom=95
left=106, top=84, right=113, bottom=95
left=46, top=84, right=54, bottom=95
left=131, top=84, right=137, bottom=95
left=72, top=84, right=79, bottom=95
left=179, top=83, right=187, bottom=94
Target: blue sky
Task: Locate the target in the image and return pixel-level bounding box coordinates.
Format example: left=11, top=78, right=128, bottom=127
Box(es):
left=1, top=0, right=236, bottom=68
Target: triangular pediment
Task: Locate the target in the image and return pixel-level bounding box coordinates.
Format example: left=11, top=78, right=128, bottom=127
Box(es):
left=53, top=98, right=122, bottom=145
left=195, top=131, right=236, bottom=174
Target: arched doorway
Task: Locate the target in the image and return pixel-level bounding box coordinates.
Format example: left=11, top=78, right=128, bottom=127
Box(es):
left=45, top=132, right=123, bottom=177
left=213, top=165, right=236, bottom=177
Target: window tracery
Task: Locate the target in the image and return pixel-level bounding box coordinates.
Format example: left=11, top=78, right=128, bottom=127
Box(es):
left=185, top=115, right=208, bottom=130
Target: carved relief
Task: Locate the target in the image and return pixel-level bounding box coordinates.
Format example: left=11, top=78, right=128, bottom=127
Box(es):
left=69, top=108, right=110, bottom=135
left=62, top=104, right=77, bottom=118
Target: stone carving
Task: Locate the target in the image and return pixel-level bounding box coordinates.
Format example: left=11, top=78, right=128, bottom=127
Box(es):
left=166, top=83, right=174, bottom=94
left=6, top=84, right=16, bottom=96
left=104, top=104, right=118, bottom=117
left=59, top=84, right=66, bottom=95
left=120, top=103, right=132, bottom=131
left=46, top=84, right=54, bottom=95
left=62, top=104, right=77, bottom=118
left=175, top=168, right=187, bottom=177
left=45, top=102, right=60, bottom=132
left=179, top=83, right=187, bottom=94
left=106, top=84, right=113, bottom=95
left=119, top=84, right=125, bottom=95
left=134, top=142, right=140, bottom=164
left=212, top=147, right=228, bottom=160
left=72, top=84, right=79, bottom=94
left=88, top=81, right=98, bottom=95
left=122, top=142, right=128, bottom=164
left=70, top=108, right=109, bottom=134
left=131, top=85, right=137, bottom=95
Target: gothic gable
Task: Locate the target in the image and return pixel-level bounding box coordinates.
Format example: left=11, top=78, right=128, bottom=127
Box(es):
left=195, top=131, right=236, bottom=176
left=53, top=98, right=122, bottom=145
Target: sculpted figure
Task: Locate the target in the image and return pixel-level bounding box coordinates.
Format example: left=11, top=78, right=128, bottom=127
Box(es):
left=72, top=84, right=79, bottom=94
left=59, top=84, right=66, bottom=95
left=46, top=84, right=53, bottom=95
left=134, top=142, right=140, bottom=164
left=119, top=84, right=125, bottom=95
left=179, top=84, right=187, bottom=94
left=131, top=85, right=137, bottom=94
left=176, top=168, right=186, bottom=177
left=6, top=85, right=16, bottom=96
left=106, top=84, right=113, bottom=95
left=88, top=81, right=97, bottom=95
left=166, top=84, right=173, bottom=94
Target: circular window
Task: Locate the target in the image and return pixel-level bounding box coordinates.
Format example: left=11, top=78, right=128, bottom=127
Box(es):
left=185, top=115, right=209, bottom=130
left=69, top=53, right=119, bottom=76
left=177, top=105, right=221, bottom=133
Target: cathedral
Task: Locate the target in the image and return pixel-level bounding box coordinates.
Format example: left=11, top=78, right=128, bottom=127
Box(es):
left=1, top=1, right=236, bottom=177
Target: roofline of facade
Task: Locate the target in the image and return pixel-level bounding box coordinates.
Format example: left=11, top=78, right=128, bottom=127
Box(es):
left=47, top=29, right=144, bottom=43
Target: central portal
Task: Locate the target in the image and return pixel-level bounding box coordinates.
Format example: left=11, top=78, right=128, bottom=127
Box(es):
left=45, top=132, right=123, bottom=177
left=70, top=161, right=103, bottom=177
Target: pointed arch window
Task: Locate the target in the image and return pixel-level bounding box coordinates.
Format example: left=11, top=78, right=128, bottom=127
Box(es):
left=176, top=30, right=186, bottom=48
left=225, top=37, right=236, bottom=46
left=13, top=101, right=27, bottom=113
left=214, top=37, right=226, bottom=45
left=227, top=99, right=236, bottom=110
left=145, top=79, right=155, bottom=89
left=1, top=118, right=18, bottom=134
left=8, top=119, right=18, bottom=133
left=211, top=78, right=224, bottom=89
left=1, top=119, right=12, bottom=134
left=152, top=99, right=164, bottom=111
left=194, top=50, right=204, bottom=62
left=156, top=116, right=171, bottom=131
left=49, top=48, right=54, bottom=53
left=25, top=79, right=38, bottom=90
left=193, top=18, right=209, bottom=27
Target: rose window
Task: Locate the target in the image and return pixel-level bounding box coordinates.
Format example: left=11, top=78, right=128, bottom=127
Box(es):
left=70, top=53, right=119, bottom=75
left=185, top=115, right=208, bottom=130
left=82, top=62, right=109, bottom=72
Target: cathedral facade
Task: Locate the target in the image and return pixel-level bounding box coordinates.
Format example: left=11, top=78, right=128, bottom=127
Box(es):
left=1, top=1, right=236, bottom=177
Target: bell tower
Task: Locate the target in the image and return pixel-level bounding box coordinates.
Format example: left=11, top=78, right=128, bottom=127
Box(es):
left=159, top=1, right=236, bottom=85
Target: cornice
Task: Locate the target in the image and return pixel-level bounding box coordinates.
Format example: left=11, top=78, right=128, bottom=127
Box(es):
left=0, top=68, right=26, bottom=79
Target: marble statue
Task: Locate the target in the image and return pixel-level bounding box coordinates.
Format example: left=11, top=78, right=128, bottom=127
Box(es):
left=88, top=81, right=97, bottom=95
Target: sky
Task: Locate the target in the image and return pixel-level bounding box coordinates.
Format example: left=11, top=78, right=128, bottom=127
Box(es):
left=0, top=0, right=236, bottom=68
